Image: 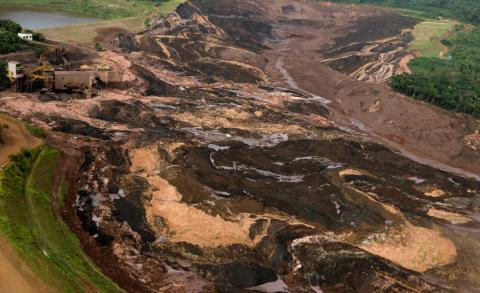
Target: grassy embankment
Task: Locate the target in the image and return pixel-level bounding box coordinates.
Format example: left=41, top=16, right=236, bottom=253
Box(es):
left=37, top=17, right=146, bottom=44
left=0, top=142, right=122, bottom=292
left=0, top=0, right=186, bottom=43
left=386, top=8, right=463, bottom=58
left=409, top=19, right=457, bottom=58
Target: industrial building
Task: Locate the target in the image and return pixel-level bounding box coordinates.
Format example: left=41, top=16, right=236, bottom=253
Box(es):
left=17, top=33, right=33, bottom=41
left=54, top=71, right=95, bottom=91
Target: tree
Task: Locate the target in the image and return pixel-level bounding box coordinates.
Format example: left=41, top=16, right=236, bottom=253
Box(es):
left=0, top=61, right=11, bottom=91
left=0, top=32, right=21, bottom=54
left=0, top=19, right=22, bottom=33
left=95, top=43, right=105, bottom=52
left=33, top=32, right=46, bottom=42
left=24, top=29, right=46, bottom=42
left=144, top=18, right=151, bottom=27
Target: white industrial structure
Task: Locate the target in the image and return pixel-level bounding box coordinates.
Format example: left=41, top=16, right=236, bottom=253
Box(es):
left=17, top=33, right=33, bottom=41
left=7, top=62, right=24, bottom=79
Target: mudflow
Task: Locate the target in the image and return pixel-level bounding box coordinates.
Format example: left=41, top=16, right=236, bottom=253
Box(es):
left=1, top=0, right=480, bottom=292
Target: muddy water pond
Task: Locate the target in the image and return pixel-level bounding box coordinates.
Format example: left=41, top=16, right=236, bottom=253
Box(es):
left=0, top=5, right=99, bottom=29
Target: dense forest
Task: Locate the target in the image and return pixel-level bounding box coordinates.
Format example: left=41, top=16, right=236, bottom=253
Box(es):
left=330, top=0, right=480, bottom=25
left=390, top=28, right=480, bottom=117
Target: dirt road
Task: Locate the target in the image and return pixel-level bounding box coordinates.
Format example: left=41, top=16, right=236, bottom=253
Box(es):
left=0, top=115, right=46, bottom=292
left=0, top=114, right=42, bottom=166
left=0, top=237, right=50, bottom=293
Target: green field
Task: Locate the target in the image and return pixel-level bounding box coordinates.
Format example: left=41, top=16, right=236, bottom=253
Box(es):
left=410, top=19, right=457, bottom=58
left=38, top=17, right=146, bottom=43
left=0, top=145, right=122, bottom=292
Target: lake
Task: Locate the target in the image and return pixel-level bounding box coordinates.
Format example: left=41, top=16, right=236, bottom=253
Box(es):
left=0, top=6, right=99, bottom=30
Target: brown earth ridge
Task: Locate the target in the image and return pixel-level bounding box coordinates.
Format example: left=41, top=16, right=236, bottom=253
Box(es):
left=1, top=0, right=480, bottom=292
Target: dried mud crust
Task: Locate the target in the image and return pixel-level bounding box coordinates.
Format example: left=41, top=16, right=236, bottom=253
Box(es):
left=1, top=0, right=480, bottom=292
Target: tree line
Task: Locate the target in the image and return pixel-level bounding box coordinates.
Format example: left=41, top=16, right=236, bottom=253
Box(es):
left=0, top=20, right=22, bottom=54
left=326, top=0, right=480, bottom=117
left=390, top=28, right=480, bottom=117
left=328, top=0, right=480, bottom=25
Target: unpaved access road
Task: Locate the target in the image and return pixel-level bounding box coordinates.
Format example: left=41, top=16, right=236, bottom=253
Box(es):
left=0, top=237, right=50, bottom=293
left=0, top=113, right=42, bottom=166
left=0, top=114, right=45, bottom=292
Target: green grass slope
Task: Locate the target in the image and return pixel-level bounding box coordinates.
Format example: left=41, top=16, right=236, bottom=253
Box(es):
left=0, top=145, right=122, bottom=292
left=410, top=20, right=457, bottom=58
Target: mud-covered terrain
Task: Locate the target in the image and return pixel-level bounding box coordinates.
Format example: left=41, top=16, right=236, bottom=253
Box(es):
left=1, top=0, right=480, bottom=292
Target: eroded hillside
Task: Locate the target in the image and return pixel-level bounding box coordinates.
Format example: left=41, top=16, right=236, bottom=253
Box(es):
left=1, top=0, right=480, bottom=292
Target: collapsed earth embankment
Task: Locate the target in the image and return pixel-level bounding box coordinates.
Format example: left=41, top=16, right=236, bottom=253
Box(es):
left=1, top=0, right=480, bottom=292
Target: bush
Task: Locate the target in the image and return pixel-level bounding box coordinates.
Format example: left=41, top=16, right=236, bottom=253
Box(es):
left=0, top=61, right=10, bottom=90
left=0, top=31, right=21, bottom=54
left=0, top=19, right=22, bottom=33
left=24, top=29, right=46, bottom=42
left=144, top=18, right=151, bottom=27
left=441, top=39, right=452, bottom=46
left=95, top=43, right=105, bottom=52
left=25, top=124, right=46, bottom=138
left=33, top=32, right=46, bottom=42
left=455, top=24, right=465, bottom=31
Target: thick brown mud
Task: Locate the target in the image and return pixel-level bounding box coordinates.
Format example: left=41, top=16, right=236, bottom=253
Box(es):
left=1, top=0, right=480, bottom=292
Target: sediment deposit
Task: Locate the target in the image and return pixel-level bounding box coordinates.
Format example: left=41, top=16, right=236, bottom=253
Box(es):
left=1, top=0, right=480, bottom=292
